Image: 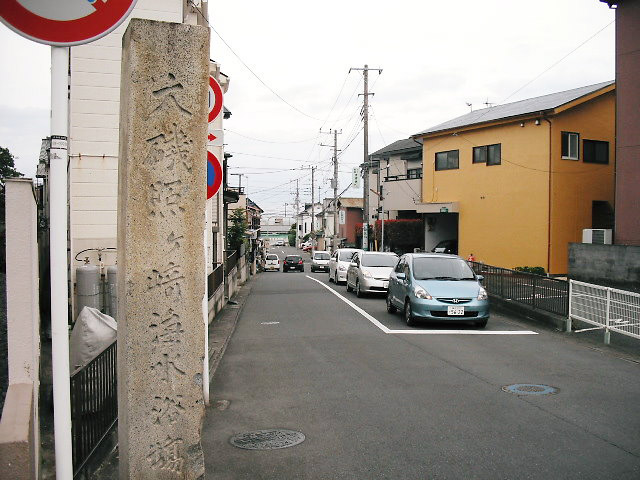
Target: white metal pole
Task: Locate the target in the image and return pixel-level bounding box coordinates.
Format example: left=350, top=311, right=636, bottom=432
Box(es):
left=604, top=288, right=611, bottom=345
left=203, top=207, right=210, bottom=405
left=50, top=45, right=73, bottom=480
left=567, top=280, right=573, bottom=332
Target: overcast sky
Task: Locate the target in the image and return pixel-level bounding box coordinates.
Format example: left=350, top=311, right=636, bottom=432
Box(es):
left=0, top=0, right=615, bottom=218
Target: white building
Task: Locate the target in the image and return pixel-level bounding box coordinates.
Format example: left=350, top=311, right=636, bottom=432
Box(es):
left=62, top=0, right=226, bottom=318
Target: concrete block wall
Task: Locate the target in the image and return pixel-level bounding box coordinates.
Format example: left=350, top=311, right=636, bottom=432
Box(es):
left=568, top=243, right=640, bottom=293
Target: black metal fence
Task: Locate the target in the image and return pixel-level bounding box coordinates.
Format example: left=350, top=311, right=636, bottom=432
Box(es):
left=207, top=262, right=224, bottom=299
left=70, top=341, right=118, bottom=477
left=225, top=249, right=238, bottom=275
left=470, top=262, right=569, bottom=316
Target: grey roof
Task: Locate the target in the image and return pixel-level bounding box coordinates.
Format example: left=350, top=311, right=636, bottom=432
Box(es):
left=371, top=138, right=423, bottom=158
left=414, top=81, right=614, bottom=137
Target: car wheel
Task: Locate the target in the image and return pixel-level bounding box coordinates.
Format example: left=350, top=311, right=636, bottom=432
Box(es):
left=346, top=281, right=353, bottom=292
left=404, top=301, right=416, bottom=327
left=356, top=280, right=363, bottom=298
left=474, top=319, right=488, bottom=329
left=386, top=293, right=397, bottom=313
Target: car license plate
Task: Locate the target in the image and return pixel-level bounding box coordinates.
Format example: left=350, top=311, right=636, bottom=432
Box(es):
left=448, top=306, right=464, bottom=316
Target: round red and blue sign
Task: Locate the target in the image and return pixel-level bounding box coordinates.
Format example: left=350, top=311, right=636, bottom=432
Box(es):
left=0, top=0, right=138, bottom=46
left=207, top=151, right=222, bottom=200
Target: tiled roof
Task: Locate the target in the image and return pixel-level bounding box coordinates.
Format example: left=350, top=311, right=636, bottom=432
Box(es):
left=371, top=138, right=423, bottom=158
left=414, top=81, right=614, bottom=137
left=338, top=197, right=363, bottom=209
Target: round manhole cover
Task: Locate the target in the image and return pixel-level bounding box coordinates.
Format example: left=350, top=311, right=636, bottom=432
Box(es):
left=229, top=429, right=305, bottom=450
left=502, top=384, right=558, bottom=396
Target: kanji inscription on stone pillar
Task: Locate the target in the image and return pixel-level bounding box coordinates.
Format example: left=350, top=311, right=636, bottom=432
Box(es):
left=117, top=19, right=209, bottom=479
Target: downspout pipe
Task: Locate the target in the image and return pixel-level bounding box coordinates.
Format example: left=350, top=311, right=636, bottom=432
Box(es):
left=543, top=115, right=553, bottom=274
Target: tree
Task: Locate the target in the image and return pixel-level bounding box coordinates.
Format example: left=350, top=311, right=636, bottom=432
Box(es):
left=288, top=223, right=297, bottom=246
left=0, top=146, right=24, bottom=220
left=227, top=207, right=248, bottom=252
left=0, top=147, right=23, bottom=186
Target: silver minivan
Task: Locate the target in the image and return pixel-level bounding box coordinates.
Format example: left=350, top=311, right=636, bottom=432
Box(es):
left=328, top=248, right=363, bottom=284
left=311, top=250, right=331, bottom=272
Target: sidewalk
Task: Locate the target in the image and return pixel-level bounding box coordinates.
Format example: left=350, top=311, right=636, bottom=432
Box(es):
left=89, top=278, right=254, bottom=479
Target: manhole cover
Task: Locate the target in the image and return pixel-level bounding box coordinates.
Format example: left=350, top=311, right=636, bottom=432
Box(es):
left=229, top=429, right=305, bottom=450
left=502, top=384, right=558, bottom=396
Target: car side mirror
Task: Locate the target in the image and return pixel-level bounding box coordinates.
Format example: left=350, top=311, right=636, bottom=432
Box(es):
left=477, top=275, right=484, bottom=282
left=396, top=272, right=406, bottom=280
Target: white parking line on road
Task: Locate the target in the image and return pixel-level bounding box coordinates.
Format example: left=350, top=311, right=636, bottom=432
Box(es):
left=306, top=276, right=538, bottom=336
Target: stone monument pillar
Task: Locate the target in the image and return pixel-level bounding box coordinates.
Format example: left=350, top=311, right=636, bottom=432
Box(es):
left=117, top=19, right=209, bottom=479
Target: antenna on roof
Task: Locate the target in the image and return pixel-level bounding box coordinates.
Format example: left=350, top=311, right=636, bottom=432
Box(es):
left=484, top=98, right=495, bottom=108
left=465, top=102, right=473, bottom=112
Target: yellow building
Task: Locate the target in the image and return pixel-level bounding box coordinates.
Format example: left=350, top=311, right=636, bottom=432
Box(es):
left=414, top=81, right=615, bottom=274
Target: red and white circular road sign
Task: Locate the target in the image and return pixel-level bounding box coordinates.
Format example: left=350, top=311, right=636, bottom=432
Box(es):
left=0, top=0, right=138, bottom=46
left=208, top=75, right=223, bottom=123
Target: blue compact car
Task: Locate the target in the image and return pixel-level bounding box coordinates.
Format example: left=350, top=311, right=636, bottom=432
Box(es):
left=386, top=253, right=489, bottom=328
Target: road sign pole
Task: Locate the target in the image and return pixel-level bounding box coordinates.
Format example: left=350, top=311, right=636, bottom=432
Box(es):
left=50, top=46, right=73, bottom=480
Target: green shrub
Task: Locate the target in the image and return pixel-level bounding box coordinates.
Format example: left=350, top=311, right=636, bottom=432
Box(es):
left=514, top=266, right=546, bottom=276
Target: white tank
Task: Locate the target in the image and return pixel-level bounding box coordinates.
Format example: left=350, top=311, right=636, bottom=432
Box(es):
left=106, top=265, right=118, bottom=321
left=76, top=264, right=101, bottom=321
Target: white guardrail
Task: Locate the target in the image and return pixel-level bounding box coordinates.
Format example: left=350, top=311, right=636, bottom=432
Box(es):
left=568, top=280, right=640, bottom=344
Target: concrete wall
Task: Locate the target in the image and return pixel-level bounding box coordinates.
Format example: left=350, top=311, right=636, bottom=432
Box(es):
left=568, top=243, right=640, bottom=293
left=1, top=179, right=40, bottom=479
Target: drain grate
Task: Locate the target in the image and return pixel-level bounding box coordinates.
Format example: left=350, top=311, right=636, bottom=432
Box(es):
left=230, top=429, right=305, bottom=450
left=502, top=384, right=558, bottom=396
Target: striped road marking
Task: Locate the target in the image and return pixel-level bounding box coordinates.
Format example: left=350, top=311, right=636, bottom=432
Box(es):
left=306, top=275, right=538, bottom=336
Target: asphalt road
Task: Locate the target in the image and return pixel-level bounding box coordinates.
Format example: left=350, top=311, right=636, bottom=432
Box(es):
left=202, top=246, right=640, bottom=479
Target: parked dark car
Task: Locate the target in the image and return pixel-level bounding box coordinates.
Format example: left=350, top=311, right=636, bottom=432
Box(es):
left=283, top=255, right=304, bottom=272
left=431, top=239, right=458, bottom=255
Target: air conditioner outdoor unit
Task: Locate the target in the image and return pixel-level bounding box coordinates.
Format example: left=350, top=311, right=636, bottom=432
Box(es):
left=582, top=229, right=612, bottom=244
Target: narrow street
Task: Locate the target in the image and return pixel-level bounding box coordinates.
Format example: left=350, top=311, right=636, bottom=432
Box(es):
left=202, top=246, right=640, bottom=479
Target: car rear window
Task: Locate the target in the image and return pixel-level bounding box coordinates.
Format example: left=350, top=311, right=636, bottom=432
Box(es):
left=339, top=251, right=357, bottom=261
left=361, top=253, right=398, bottom=267
left=412, top=257, right=475, bottom=280
left=314, top=253, right=330, bottom=260
left=285, top=256, right=301, bottom=262
left=266, top=255, right=278, bottom=260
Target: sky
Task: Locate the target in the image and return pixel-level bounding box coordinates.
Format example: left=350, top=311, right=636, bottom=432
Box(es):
left=0, top=0, right=616, bottom=220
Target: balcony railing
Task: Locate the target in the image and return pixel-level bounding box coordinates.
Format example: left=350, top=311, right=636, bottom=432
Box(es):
left=384, top=173, right=422, bottom=182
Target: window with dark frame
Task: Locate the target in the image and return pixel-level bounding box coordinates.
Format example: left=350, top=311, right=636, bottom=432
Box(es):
left=473, top=146, right=487, bottom=163
left=473, top=144, right=501, bottom=165
left=435, top=150, right=459, bottom=171
left=583, top=140, right=609, bottom=164
left=561, top=131, right=580, bottom=160
left=487, top=144, right=501, bottom=165
left=407, top=167, right=422, bottom=179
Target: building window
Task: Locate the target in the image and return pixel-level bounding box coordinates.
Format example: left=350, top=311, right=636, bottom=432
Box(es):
left=407, top=168, right=422, bottom=179
left=562, top=132, right=579, bottom=160
left=435, top=150, right=459, bottom=171
left=472, top=144, right=501, bottom=165
left=472, top=146, right=486, bottom=163
left=583, top=140, right=609, bottom=164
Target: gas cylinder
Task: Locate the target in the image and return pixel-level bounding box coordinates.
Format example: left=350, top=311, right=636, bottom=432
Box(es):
left=76, top=261, right=101, bottom=320
left=106, top=264, right=118, bottom=321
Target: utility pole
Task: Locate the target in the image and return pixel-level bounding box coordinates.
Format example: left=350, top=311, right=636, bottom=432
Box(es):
left=350, top=64, right=382, bottom=250
left=295, top=179, right=300, bottom=247
left=320, top=128, right=342, bottom=251
left=311, top=166, right=315, bottom=253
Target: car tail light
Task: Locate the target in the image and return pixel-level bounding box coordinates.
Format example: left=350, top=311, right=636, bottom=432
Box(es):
left=299, top=260, right=303, bottom=264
